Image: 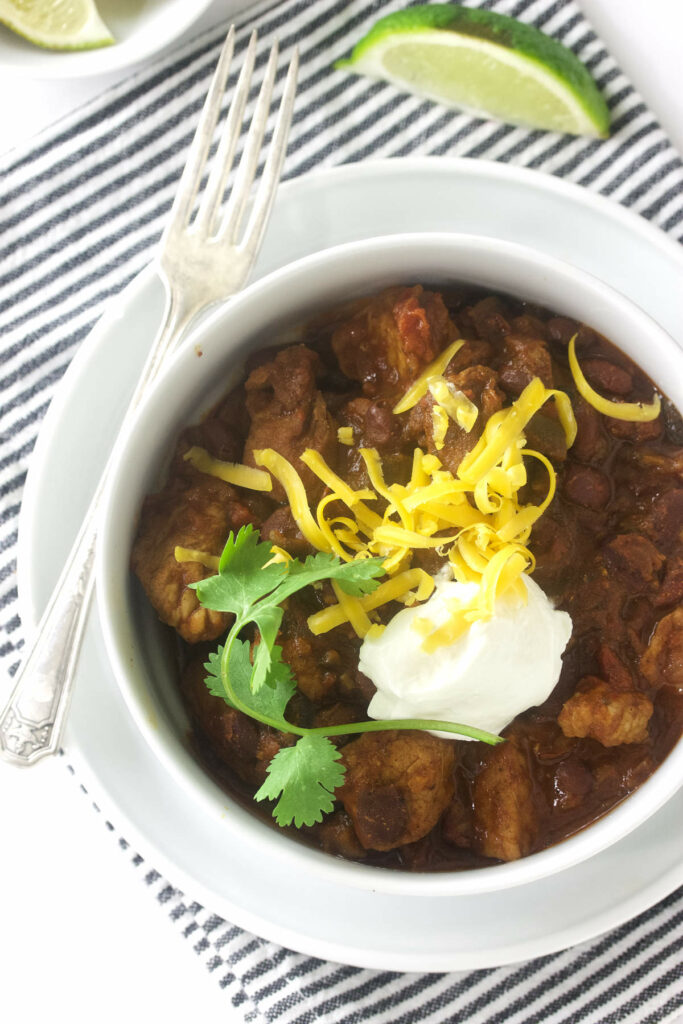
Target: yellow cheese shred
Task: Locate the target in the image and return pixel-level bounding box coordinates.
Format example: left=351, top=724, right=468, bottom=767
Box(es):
left=568, top=335, right=661, bottom=422
left=428, top=377, right=478, bottom=432
left=307, top=569, right=435, bottom=635
left=392, top=339, right=465, bottom=414
left=174, top=547, right=220, bottom=571
left=359, top=447, right=412, bottom=530
left=331, top=580, right=374, bottom=638
left=264, top=545, right=292, bottom=566
left=251, top=368, right=575, bottom=648
left=431, top=404, right=449, bottom=451
left=252, top=449, right=330, bottom=552
left=337, top=426, right=354, bottom=445
left=300, top=449, right=375, bottom=509
left=184, top=446, right=272, bottom=491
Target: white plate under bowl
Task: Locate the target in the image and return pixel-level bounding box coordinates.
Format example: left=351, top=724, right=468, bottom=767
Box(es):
left=0, top=0, right=216, bottom=78
left=16, top=158, right=683, bottom=971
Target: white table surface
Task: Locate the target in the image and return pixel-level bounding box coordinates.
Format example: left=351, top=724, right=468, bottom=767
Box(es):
left=1, top=2, right=682, bottom=1022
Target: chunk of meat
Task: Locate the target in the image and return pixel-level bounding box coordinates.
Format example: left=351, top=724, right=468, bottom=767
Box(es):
left=338, top=731, right=455, bottom=851
left=331, top=286, right=455, bottom=399
left=243, top=345, right=336, bottom=501
left=640, top=607, right=683, bottom=690
left=563, top=464, right=611, bottom=510
left=279, top=598, right=366, bottom=704
left=656, top=548, right=683, bottom=607
left=312, top=702, right=368, bottom=732
left=260, top=506, right=314, bottom=559
left=597, top=644, right=632, bottom=691
left=446, top=337, right=494, bottom=374
left=177, top=386, right=248, bottom=467
left=572, top=397, right=609, bottom=463
left=132, top=477, right=253, bottom=643
left=558, top=677, right=653, bottom=746
left=527, top=510, right=585, bottom=594
left=466, top=296, right=511, bottom=344
left=551, top=759, right=593, bottom=811
left=472, top=740, right=537, bottom=861
left=644, top=489, right=683, bottom=554
left=309, top=810, right=366, bottom=860
left=498, top=334, right=553, bottom=395
left=180, top=657, right=292, bottom=784
left=662, top=399, right=683, bottom=445
left=441, top=794, right=474, bottom=849
left=279, top=633, right=340, bottom=703
left=591, top=747, right=654, bottom=804
left=564, top=576, right=625, bottom=641
left=603, top=534, right=663, bottom=591
left=407, top=364, right=504, bottom=477
left=627, top=447, right=683, bottom=480
left=525, top=411, right=568, bottom=463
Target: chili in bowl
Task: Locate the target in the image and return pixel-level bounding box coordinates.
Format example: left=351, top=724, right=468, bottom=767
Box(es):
left=97, top=234, right=683, bottom=896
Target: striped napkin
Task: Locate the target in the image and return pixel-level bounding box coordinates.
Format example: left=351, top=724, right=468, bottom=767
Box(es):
left=2, top=0, right=683, bottom=1020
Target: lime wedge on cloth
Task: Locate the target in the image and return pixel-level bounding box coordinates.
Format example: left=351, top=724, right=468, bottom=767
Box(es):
left=336, top=4, right=609, bottom=138
left=0, top=0, right=114, bottom=49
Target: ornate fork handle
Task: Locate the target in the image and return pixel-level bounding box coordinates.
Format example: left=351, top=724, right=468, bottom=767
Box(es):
left=0, top=28, right=297, bottom=767
left=0, top=289, right=196, bottom=766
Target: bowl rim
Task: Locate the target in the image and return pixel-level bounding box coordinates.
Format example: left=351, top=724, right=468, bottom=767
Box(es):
left=97, top=230, right=683, bottom=897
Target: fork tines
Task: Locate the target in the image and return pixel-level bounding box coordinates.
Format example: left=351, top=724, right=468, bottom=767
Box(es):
left=167, top=26, right=298, bottom=251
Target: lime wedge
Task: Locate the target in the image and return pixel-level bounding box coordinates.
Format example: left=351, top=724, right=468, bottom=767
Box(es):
left=0, top=0, right=114, bottom=50
left=336, top=4, right=609, bottom=138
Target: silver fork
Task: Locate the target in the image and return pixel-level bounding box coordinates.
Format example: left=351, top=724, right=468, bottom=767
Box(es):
left=0, top=27, right=298, bottom=767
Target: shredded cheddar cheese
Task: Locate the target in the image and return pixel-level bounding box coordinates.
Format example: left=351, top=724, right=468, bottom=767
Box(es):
left=174, top=546, right=220, bottom=571
left=568, top=335, right=661, bottom=422
left=392, top=339, right=466, bottom=413
left=337, top=426, right=354, bottom=445
left=183, top=446, right=272, bottom=491
left=431, top=404, right=450, bottom=451
left=331, top=580, right=374, bottom=638
left=251, top=372, right=577, bottom=648
left=307, top=569, right=435, bottom=635
left=264, top=545, right=292, bottom=566
left=428, top=377, right=478, bottom=433
left=253, top=448, right=330, bottom=552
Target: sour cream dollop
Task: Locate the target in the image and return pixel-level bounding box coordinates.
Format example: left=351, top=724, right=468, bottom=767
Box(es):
left=361, top=574, right=573, bottom=739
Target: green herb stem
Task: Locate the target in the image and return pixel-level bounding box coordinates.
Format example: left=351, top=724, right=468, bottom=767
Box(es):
left=306, top=718, right=504, bottom=744
left=221, top=619, right=501, bottom=746
left=219, top=621, right=307, bottom=735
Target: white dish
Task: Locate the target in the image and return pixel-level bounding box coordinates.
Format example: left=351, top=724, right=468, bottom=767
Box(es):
left=97, top=231, right=683, bottom=898
left=16, top=158, right=683, bottom=970
left=0, top=0, right=215, bottom=78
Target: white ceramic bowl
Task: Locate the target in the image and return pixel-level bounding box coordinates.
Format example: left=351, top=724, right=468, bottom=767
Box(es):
left=98, top=232, right=683, bottom=897
left=0, top=0, right=215, bottom=78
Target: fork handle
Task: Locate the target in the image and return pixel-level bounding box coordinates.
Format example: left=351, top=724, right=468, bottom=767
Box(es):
left=0, top=280, right=197, bottom=766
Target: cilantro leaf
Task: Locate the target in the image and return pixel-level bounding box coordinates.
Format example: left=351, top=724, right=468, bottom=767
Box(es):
left=275, top=550, right=385, bottom=602
left=191, top=524, right=288, bottom=616
left=254, top=734, right=346, bottom=827
left=323, top=555, right=386, bottom=596
left=250, top=604, right=285, bottom=693
left=206, top=640, right=295, bottom=721
left=204, top=648, right=234, bottom=706
left=195, top=526, right=501, bottom=832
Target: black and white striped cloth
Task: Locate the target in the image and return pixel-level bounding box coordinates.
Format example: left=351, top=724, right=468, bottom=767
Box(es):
left=2, top=0, right=683, bottom=1020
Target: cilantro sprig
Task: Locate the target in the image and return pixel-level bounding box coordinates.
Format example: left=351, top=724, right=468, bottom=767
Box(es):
left=192, top=525, right=502, bottom=828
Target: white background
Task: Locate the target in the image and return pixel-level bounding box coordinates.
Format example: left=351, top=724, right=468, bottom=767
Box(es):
left=1, top=1, right=682, bottom=1022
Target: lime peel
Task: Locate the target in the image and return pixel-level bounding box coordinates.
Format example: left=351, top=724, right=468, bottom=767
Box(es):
left=336, top=4, right=609, bottom=139
left=0, top=0, right=114, bottom=50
